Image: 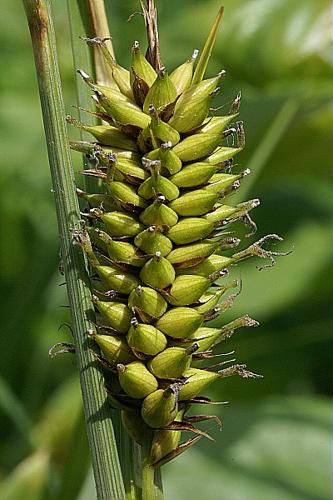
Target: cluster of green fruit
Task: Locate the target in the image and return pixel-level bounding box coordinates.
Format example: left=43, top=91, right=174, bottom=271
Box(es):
left=69, top=12, right=284, bottom=466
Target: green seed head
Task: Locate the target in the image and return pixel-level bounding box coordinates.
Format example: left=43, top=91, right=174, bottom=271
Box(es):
left=71, top=1, right=285, bottom=463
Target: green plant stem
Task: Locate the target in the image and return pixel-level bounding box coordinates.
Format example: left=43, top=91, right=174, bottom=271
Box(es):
left=22, top=1, right=125, bottom=498
left=141, top=432, right=155, bottom=500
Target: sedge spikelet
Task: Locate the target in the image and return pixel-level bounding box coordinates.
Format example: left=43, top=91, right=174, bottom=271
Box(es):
left=70, top=1, right=288, bottom=472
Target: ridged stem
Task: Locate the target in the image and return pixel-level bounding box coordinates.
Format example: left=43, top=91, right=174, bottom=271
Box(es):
left=142, top=431, right=156, bottom=500
left=22, top=1, right=125, bottom=498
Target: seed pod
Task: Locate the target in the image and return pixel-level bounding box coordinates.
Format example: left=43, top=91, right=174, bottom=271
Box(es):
left=169, top=96, right=211, bottom=134
left=141, top=388, right=178, bottom=428
left=134, top=227, right=173, bottom=256
left=173, top=133, right=222, bottom=162
left=95, top=90, right=151, bottom=130
left=94, top=229, right=146, bottom=267
left=172, top=327, right=222, bottom=352
left=169, top=72, right=224, bottom=132
left=189, top=72, right=225, bottom=100
left=177, top=254, right=231, bottom=277
left=77, top=189, right=115, bottom=212
left=91, top=40, right=134, bottom=100
left=149, top=105, right=180, bottom=146
left=86, top=226, right=108, bottom=255
left=94, top=332, right=137, bottom=364
left=117, top=361, right=158, bottom=399
left=170, top=50, right=198, bottom=95
left=95, top=265, right=140, bottom=294
left=66, top=116, right=137, bottom=151
left=143, top=67, right=178, bottom=114
left=94, top=300, right=132, bottom=334
left=204, top=204, right=239, bottom=223
left=148, top=346, right=197, bottom=379
left=179, top=368, right=219, bottom=401
left=156, top=307, right=203, bottom=339
left=169, top=190, right=218, bottom=217
left=200, top=114, right=238, bottom=135
left=108, top=181, right=148, bottom=209
left=170, top=162, right=217, bottom=188
left=110, top=157, right=149, bottom=184
left=130, top=41, right=157, bottom=87
left=150, top=409, right=184, bottom=464
left=167, top=218, right=214, bottom=245
left=128, top=286, right=168, bottom=319
left=166, top=275, right=210, bottom=306
left=204, top=146, right=241, bottom=165
left=77, top=68, right=122, bottom=95
left=159, top=143, right=182, bottom=174
left=121, top=410, right=146, bottom=445
left=194, top=283, right=237, bottom=314
left=204, top=174, right=243, bottom=194
left=138, top=168, right=179, bottom=201
left=127, top=319, right=167, bottom=356
left=97, top=210, right=144, bottom=237
left=167, top=240, right=220, bottom=267
left=219, top=198, right=261, bottom=225
left=140, top=196, right=178, bottom=227
left=140, top=254, right=175, bottom=289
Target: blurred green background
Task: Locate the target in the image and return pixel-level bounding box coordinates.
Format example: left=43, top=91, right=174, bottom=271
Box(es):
left=0, top=0, right=332, bottom=498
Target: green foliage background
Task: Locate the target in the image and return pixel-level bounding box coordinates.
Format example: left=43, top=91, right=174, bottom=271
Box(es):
left=0, top=0, right=332, bottom=498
